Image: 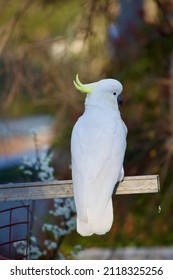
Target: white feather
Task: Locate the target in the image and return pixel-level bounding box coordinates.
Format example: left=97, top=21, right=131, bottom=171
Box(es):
left=71, top=77, right=127, bottom=236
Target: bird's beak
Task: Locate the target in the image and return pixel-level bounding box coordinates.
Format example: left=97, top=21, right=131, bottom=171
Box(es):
left=117, top=94, right=123, bottom=107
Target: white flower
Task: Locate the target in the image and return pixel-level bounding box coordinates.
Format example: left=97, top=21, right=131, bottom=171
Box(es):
left=30, top=128, right=38, bottom=136
left=24, top=170, right=33, bottom=176
left=29, top=245, right=43, bottom=259
left=30, top=236, right=37, bottom=243
left=44, top=240, right=57, bottom=250
left=13, top=241, right=27, bottom=255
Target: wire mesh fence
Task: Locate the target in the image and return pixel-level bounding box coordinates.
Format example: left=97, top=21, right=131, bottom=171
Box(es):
left=0, top=205, right=30, bottom=259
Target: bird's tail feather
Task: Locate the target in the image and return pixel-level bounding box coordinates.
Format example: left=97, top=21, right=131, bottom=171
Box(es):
left=77, top=200, right=113, bottom=236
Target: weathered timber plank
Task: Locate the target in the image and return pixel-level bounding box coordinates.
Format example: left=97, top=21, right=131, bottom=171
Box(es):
left=116, top=175, right=160, bottom=195
left=0, top=175, right=160, bottom=202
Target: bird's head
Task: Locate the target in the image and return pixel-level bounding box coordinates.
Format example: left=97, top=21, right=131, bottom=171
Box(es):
left=73, top=74, right=123, bottom=109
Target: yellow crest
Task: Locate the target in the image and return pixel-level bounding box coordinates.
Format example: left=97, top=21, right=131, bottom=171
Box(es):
left=73, top=74, right=93, bottom=94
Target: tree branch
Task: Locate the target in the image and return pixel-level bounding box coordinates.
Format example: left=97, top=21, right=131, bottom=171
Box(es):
left=0, top=0, right=34, bottom=55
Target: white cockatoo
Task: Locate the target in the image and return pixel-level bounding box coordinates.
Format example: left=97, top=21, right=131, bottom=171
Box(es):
left=71, top=74, right=127, bottom=236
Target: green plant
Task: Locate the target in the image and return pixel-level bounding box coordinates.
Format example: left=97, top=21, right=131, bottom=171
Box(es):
left=14, top=131, right=80, bottom=259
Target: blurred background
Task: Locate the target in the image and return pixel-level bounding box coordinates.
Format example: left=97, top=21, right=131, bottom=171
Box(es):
left=0, top=0, right=173, bottom=259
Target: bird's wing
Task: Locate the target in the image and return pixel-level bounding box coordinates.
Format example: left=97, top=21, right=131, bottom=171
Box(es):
left=71, top=115, right=127, bottom=222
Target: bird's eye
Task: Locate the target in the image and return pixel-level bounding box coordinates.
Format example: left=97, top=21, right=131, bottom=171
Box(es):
left=113, top=92, right=117, bottom=96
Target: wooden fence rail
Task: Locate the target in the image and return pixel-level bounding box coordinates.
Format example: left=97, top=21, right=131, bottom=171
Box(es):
left=0, top=175, right=160, bottom=202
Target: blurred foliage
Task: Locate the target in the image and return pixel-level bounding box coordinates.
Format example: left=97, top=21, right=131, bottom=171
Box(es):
left=0, top=0, right=173, bottom=255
